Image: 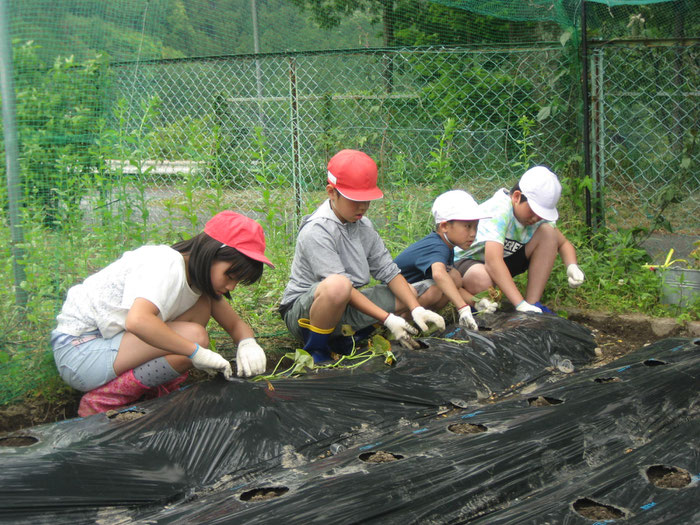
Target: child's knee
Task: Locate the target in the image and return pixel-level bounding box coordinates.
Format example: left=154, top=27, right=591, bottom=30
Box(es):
left=316, top=274, right=353, bottom=304
left=182, top=323, right=210, bottom=348
left=463, top=265, right=492, bottom=294
left=533, top=223, right=558, bottom=245
left=420, top=285, right=445, bottom=309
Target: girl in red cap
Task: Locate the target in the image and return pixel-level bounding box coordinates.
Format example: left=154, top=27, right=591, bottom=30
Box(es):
left=51, top=211, right=274, bottom=417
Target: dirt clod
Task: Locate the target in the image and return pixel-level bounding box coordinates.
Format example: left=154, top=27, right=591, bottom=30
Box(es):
left=448, top=423, right=488, bottom=434
left=573, top=498, right=626, bottom=520
left=647, top=465, right=692, bottom=489
left=360, top=450, right=403, bottom=463
left=240, top=487, right=289, bottom=501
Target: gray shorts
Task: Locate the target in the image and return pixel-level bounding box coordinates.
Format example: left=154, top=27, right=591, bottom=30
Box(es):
left=283, top=283, right=398, bottom=341
left=51, top=330, right=122, bottom=392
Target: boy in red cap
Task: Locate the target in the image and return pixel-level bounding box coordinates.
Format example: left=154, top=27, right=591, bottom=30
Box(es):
left=455, top=166, right=585, bottom=313
left=52, top=211, right=274, bottom=416
left=279, top=149, right=445, bottom=362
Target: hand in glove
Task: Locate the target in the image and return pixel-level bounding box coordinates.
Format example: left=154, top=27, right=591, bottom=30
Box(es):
left=457, top=305, right=478, bottom=330
left=236, top=338, right=266, bottom=377
left=189, top=345, right=233, bottom=380
left=515, top=300, right=543, bottom=314
left=383, top=313, right=420, bottom=349
left=566, top=263, right=585, bottom=288
left=474, top=298, right=498, bottom=314
left=411, top=306, right=445, bottom=332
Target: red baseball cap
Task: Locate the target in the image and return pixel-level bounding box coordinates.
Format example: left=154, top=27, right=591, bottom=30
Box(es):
left=327, top=149, right=383, bottom=201
left=204, top=211, right=274, bottom=268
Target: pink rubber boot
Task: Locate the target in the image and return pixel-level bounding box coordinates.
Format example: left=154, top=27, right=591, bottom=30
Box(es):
left=78, top=369, right=151, bottom=417
left=145, top=372, right=189, bottom=399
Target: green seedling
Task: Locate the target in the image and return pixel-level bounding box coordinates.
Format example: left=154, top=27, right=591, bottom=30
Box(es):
left=253, top=334, right=396, bottom=382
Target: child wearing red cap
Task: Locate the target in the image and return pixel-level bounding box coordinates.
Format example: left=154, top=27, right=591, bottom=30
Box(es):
left=279, top=149, right=445, bottom=362
left=455, top=166, right=585, bottom=314
left=51, top=211, right=274, bottom=417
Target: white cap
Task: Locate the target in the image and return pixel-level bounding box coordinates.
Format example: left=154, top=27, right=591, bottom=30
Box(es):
left=431, top=190, right=491, bottom=224
left=519, top=166, right=562, bottom=222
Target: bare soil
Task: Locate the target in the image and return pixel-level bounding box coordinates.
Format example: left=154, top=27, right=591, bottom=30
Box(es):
left=0, top=312, right=695, bottom=436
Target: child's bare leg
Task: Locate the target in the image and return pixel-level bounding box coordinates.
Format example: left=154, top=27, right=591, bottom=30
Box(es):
left=462, top=263, right=493, bottom=296
left=113, top=295, right=213, bottom=375
left=524, top=224, right=558, bottom=303
left=448, top=268, right=475, bottom=305
left=309, top=274, right=353, bottom=330
left=416, top=283, right=448, bottom=312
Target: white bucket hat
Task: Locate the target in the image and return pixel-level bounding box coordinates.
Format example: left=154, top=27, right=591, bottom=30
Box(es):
left=519, top=166, right=562, bottom=222
left=431, top=190, right=491, bottom=224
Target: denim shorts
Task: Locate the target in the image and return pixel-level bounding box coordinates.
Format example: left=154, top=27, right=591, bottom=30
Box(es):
left=51, top=330, right=122, bottom=392
left=283, top=283, right=397, bottom=341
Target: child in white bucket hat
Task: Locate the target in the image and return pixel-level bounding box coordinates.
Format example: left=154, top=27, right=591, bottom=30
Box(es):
left=454, top=166, right=585, bottom=314
left=394, top=190, right=498, bottom=330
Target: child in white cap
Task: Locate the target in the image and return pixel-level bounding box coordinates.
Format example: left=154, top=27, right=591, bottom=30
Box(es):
left=394, top=190, right=498, bottom=330
left=51, top=211, right=274, bottom=416
left=454, top=166, right=585, bottom=313
left=279, top=149, right=444, bottom=362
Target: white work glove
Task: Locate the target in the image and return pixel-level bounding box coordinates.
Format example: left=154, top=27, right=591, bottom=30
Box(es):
left=516, top=300, right=543, bottom=314
left=236, top=338, right=266, bottom=377
left=383, top=313, right=420, bottom=349
left=566, top=263, right=585, bottom=288
left=411, top=306, right=445, bottom=332
left=457, top=305, right=478, bottom=331
left=474, top=298, right=498, bottom=314
left=189, top=345, right=233, bottom=380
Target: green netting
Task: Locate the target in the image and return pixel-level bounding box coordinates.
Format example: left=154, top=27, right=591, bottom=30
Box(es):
left=1, top=0, right=698, bottom=406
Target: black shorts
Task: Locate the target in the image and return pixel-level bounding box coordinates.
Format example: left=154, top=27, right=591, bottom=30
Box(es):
left=455, top=246, right=529, bottom=278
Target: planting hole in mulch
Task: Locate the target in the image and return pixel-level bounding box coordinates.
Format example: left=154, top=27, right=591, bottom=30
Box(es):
left=594, top=376, right=622, bottom=383
left=359, top=450, right=404, bottom=463
left=106, top=408, right=146, bottom=421
left=646, top=465, right=692, bottom=489
left=528, top=396, right=563, bottom=407
left=643, top=359, right=666, bottom=367
left=448, top=422, right=488, bottom=435
left=572, top=498, right=627, bottom=520
left=240, top=486, right=289, bottom=502
left=0, top=435, right=38, bottom=447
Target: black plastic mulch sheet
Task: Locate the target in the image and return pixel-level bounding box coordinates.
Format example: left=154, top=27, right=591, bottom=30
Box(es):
left=1, top=313, right=698, bottom=524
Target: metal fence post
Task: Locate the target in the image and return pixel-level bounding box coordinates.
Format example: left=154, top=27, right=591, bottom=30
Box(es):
left=580, top=0, right=594, bottom=230
left=0, top=0, right=27, bottom=308
left=288, top=56, right=302, bottom=223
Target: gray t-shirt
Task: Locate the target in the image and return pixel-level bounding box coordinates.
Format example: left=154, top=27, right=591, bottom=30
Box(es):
left=280, top=199, right=400, bottom=308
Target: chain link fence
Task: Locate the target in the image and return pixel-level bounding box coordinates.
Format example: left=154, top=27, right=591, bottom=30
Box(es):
left=590, top=41, right=699, bottom=232
left=103, top=43, right=698, bottom=234
left=104, top=45, right=579, bottom=228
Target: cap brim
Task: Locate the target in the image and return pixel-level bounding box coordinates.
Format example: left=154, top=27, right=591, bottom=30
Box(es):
left=451, top=203, right=493, bottom=222
left=335, top=186, right=384, bottom=201
left=238, top=248, right=275, bottom=268
left=528, top=200, right=558, bottom=222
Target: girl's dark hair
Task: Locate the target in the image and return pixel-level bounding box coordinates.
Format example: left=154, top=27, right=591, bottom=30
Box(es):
left=172, top=232, right=264, bottom=299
